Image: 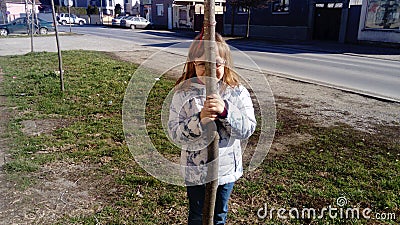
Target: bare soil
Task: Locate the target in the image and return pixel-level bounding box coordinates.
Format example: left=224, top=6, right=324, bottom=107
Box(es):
left=0, top=51, right=399, bottom=224
left=0, top=69, right=107, bottom=224
left=20, top=119, right=76, bottom=137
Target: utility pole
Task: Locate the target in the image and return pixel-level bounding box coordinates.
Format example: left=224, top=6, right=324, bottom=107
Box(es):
left=25, top=0, right=34, bottom=52
left=68, top=3, right=71, bottom=32
left=51, top=0, right=65, bottom=92
left=202, top=0, right=218, bottom=223
left=31, top=0, right=35, bottom=52
left=100, top=0, right=103, bottom=24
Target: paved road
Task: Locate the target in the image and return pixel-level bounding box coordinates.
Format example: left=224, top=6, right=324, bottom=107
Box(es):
left=2, top=25, right=400, bottom=102
left=232, top=45, right=400, bottom=102
left=59, top=25, right=400, bottom=102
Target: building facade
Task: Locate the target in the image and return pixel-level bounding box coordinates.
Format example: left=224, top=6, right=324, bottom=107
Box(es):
left=172, top=0, right=225, bottom=31
left=224, top=0, right=369, bottom=42
left=358, top=0, right=400, bottom=43
left=0, top=0, right=40, bottom=23
left=140, top=0, right=225, bottom=30
left=45, top=0, right=130, bottom=15
left=141, top=0, right=172, bottom=29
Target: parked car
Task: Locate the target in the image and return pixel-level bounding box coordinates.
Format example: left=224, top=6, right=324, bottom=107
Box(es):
left=111, top=15, right=129, bottom=27
left=120, top=16, right=151, bottom=29
left=0, top=17, right=54, bottom=36
left=57, top=13, right=86, bottom=25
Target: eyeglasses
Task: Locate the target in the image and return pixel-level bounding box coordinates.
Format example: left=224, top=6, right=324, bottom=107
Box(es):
left=193, top=59, right=226, bottom=70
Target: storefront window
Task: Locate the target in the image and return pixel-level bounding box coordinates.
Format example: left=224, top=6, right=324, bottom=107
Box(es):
left=157, top=4, right=164, bottom=16
left=365, top=0, right=400, bottom=30
left=272, top=0, right=289, bottom=13
left=237, top=6, right=248, bottom=14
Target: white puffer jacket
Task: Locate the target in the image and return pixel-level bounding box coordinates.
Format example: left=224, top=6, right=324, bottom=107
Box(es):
left=168, top=80, right=256, bottom=186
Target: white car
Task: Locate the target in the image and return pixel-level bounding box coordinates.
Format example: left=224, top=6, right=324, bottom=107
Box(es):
left=112, top=15, right=129, bottom=27
left=120, top=16, right=151, bottom=29
left=57, top=13, right=86, bottom=25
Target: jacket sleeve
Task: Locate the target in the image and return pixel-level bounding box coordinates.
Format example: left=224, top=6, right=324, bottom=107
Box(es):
left=168, top=91, right=209, bottom=149
left=218, top=86, right=256, bottom=140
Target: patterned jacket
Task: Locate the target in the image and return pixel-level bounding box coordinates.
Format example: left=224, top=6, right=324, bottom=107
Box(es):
left=168, top=80, right=256, bottom=186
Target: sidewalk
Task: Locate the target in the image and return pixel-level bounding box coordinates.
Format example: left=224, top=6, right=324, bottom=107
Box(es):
left=269, top=40, right=400, bottom=61
left=231, top=38, right=400, bottom=62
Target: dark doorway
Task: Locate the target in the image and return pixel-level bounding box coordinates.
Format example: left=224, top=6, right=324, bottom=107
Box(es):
left=313, top=3, right=342, bottom=41
left=194, top=14, right=224, bottom=34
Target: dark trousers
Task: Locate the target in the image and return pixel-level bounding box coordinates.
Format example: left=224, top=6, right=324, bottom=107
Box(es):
left=186, top=182, right=234, bottom=225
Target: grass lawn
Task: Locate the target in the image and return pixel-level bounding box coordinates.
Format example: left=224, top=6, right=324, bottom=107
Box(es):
left=0, top=50, right=398, bottom=224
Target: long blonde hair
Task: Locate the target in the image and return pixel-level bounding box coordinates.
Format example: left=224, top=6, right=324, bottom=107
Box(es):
left=175, top=33, right=239, bottom=88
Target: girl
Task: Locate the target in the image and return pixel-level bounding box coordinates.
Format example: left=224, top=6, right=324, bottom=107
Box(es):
left=168, top=33, right=256, bottom=225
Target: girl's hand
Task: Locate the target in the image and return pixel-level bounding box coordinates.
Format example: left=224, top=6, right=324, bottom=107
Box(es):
left=200, top=94, right=225, bottom=123
left=206, top=94, right=225, bottom=114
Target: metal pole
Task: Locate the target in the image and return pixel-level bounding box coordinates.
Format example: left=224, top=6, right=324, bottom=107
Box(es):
left=50, top=0, right=65, bottom=92
left=25, top=0, right=33, bottom=52
left=68, top=5, right=71, bottom=32
left=202, top=0, right=218, bottom=223
left=100, top=0, right=103, bottom=24
left=30, top=3, right=34, bottom=52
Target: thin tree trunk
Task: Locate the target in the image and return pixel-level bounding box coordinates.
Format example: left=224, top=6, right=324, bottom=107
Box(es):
left=30, top=0, right=34, bottom=52
left=50, top=0, right=64, bottom=92
left=202, top=0, right=219, bottom=223
left=246, top=7, right=251, bottom=38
